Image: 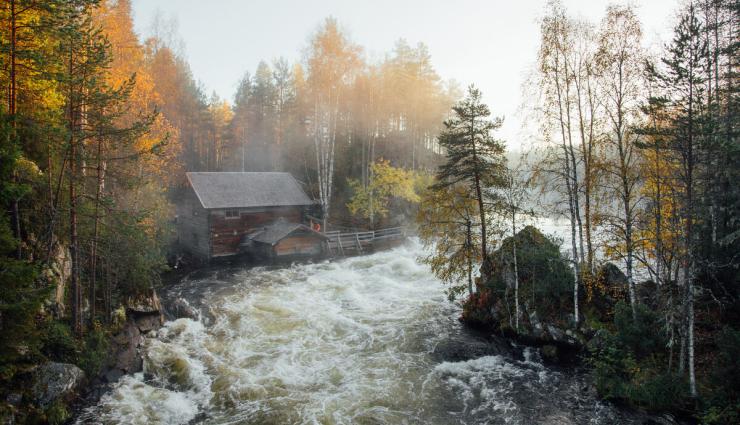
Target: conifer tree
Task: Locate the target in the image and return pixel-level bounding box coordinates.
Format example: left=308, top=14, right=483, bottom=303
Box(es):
left=433, top=85, right=507, bottom=267
left=646, top=4, right=708, bottom=397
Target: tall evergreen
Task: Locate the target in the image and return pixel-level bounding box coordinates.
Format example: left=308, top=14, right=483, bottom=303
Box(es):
left=647, top=4, right=709, bottom=397
left=433, top=85, right=507, bottom=266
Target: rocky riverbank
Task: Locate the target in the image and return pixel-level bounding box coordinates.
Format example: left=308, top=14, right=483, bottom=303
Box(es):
left=457, top=227, right=696, bottom=424
left=74, top=242, right=697, bottom=424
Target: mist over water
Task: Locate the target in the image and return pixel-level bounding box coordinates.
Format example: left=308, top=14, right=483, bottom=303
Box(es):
left=77, top=240, right=645, bottom=424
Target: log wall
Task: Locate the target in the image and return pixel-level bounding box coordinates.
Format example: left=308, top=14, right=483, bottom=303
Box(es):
left=210, top=207, right=303, bottom=257
left=274, top=234, right=324, bottom=257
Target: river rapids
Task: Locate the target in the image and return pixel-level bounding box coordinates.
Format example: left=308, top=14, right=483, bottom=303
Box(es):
left=76, top=240, right=654, bottom=425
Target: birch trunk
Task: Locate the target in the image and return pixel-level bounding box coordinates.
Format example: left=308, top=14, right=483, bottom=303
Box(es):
left=512, top=210, right=520, bottom=332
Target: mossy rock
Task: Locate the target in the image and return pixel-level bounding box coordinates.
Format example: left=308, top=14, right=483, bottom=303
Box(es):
left=45, top=399, right=70, bottom=425
left=541, top=344, right=559, bottom=362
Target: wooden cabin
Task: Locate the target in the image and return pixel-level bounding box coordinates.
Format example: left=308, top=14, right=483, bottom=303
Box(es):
left=176, top=172, right=324, bottom=260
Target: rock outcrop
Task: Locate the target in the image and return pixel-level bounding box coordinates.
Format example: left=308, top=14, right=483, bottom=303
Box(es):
left=41, top=240, right=72, bottom=318
left=125, top=289, right=164, bottom=335
left=102, top=289, right=165, bottom=383
left=169, top=297, right=200, bottom=320
left=32, top=362, right=85, bottom=409
left=461, top=226, right=602, bottom=363
left=125, top=290, right=164, bottom=317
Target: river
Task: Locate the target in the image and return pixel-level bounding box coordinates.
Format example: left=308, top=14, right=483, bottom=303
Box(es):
left=76, top=240, right=654, bottom=425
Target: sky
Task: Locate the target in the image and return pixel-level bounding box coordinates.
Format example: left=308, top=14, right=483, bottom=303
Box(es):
left=130, top=0, right=680, bottom=148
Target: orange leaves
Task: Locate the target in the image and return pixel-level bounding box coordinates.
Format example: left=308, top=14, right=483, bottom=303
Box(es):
left=92, top=0, right=181, bottom=184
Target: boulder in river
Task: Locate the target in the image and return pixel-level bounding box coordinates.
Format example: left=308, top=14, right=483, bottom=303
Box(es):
left=32, top=362, right=85, bottom=409
left=169, top=297, right=199, bottom=320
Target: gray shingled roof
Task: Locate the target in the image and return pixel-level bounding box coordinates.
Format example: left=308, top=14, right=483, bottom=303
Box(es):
left=246, top=220, right=327, bottom=246
left=186, top=172, right=314, bottom=209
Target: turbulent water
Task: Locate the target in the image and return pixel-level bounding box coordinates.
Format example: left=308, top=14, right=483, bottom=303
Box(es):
left=76, top=240, right=651, bottom=425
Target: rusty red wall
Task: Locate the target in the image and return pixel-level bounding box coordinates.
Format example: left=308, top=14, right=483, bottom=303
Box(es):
left=274, top=235, right=324, bottom=256
left=210, top=207, right=302, bottom=256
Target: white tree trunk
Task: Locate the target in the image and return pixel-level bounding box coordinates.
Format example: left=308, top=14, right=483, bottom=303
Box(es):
left=512, top=211, right=520, bottom=332
left=686, top=262, right=697, bottom=397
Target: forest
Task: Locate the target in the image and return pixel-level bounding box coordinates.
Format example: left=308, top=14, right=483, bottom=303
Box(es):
left=415, top=1, right=739, bottom=423
left=0, top=0, right=738, bottom=423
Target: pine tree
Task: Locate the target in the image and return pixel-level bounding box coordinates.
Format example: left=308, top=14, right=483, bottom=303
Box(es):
left=433, top=85, right=507, bottom=268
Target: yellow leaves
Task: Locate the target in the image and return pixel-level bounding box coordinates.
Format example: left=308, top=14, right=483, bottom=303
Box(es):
left=637, top=142, right=685, bottom=261
left=307, top=17, right=363, bottom=89
left=347, top=159, right=422, bottom=221
left=209, top=99, right=233, bottom=127
left=416, top=183, right=481, bottom=297
left=89, top=0, right=183, bottom=187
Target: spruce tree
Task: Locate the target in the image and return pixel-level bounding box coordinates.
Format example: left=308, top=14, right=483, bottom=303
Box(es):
left=646, top=4, right=708, bottom=397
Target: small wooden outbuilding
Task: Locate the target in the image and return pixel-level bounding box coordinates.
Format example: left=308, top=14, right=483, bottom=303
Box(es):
left=241, top=219, right=328, bottom=260
left=176, top=172, right=323, bottom=260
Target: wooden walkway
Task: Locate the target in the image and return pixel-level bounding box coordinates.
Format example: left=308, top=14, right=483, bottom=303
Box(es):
left=324, top=227, right=405, bottom=256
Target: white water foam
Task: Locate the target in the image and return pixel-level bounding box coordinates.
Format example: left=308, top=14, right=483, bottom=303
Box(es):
left=76, top=239, right=639, bottom=425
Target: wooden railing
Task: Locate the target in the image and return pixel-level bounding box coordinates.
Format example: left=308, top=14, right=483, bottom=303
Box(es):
left=324, top=226, right=404, bottom=256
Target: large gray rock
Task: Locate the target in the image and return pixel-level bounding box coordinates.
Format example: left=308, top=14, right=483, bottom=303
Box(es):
left=32, top=362, right=85, bottom=409
left=546, top=324, right=565, bottom=342
left=529, top=310, right=544, bottom=338
left=170, top=298, right=199, bottom=320
left=135, top=314, right=163, bottom=334
left=112, top=321, right=143, bottom=373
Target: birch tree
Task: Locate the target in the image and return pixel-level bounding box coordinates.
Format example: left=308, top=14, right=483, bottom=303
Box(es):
left=535, top=1, right=584, bottom=324
left=501, top=165, right=532, bottom=332
left=595, top=5, right=645, bottom=319
left=305, top=18, right=362, bottom=229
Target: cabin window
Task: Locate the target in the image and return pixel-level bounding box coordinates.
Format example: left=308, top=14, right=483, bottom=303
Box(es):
left=224, top=209, right=240, bottom=219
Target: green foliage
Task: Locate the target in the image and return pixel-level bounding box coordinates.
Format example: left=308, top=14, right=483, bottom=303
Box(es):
left=590, top=329, right=689, bottom=410
left=0, top=119, right=48, bottom=385
left=45, top=399, right=70, bottom=425
left=613, top=302, right=666, bottom=360
left=103, top=210, right=169, bottom=296
left=40, top=321, right=78, bottom=364
left=702, top=327, right=740, bottom=424
left=485, top=226, right=574, bottom=319
left=590, top=328, right=640, bottom=401
left=433, top=85, right=507, bottom=265
left=40, top=319, right=109, bottom=377
left=589, top=302, right=688, bottom=412
left=77, top=325, right=109, bottom=377
left=416, top=184, right=481, bottom=300
left=627, top=372, right=689, bottom=411
left=433, top=85, right=507, bottom=193
left=347, top=159, right=421, bottom=223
